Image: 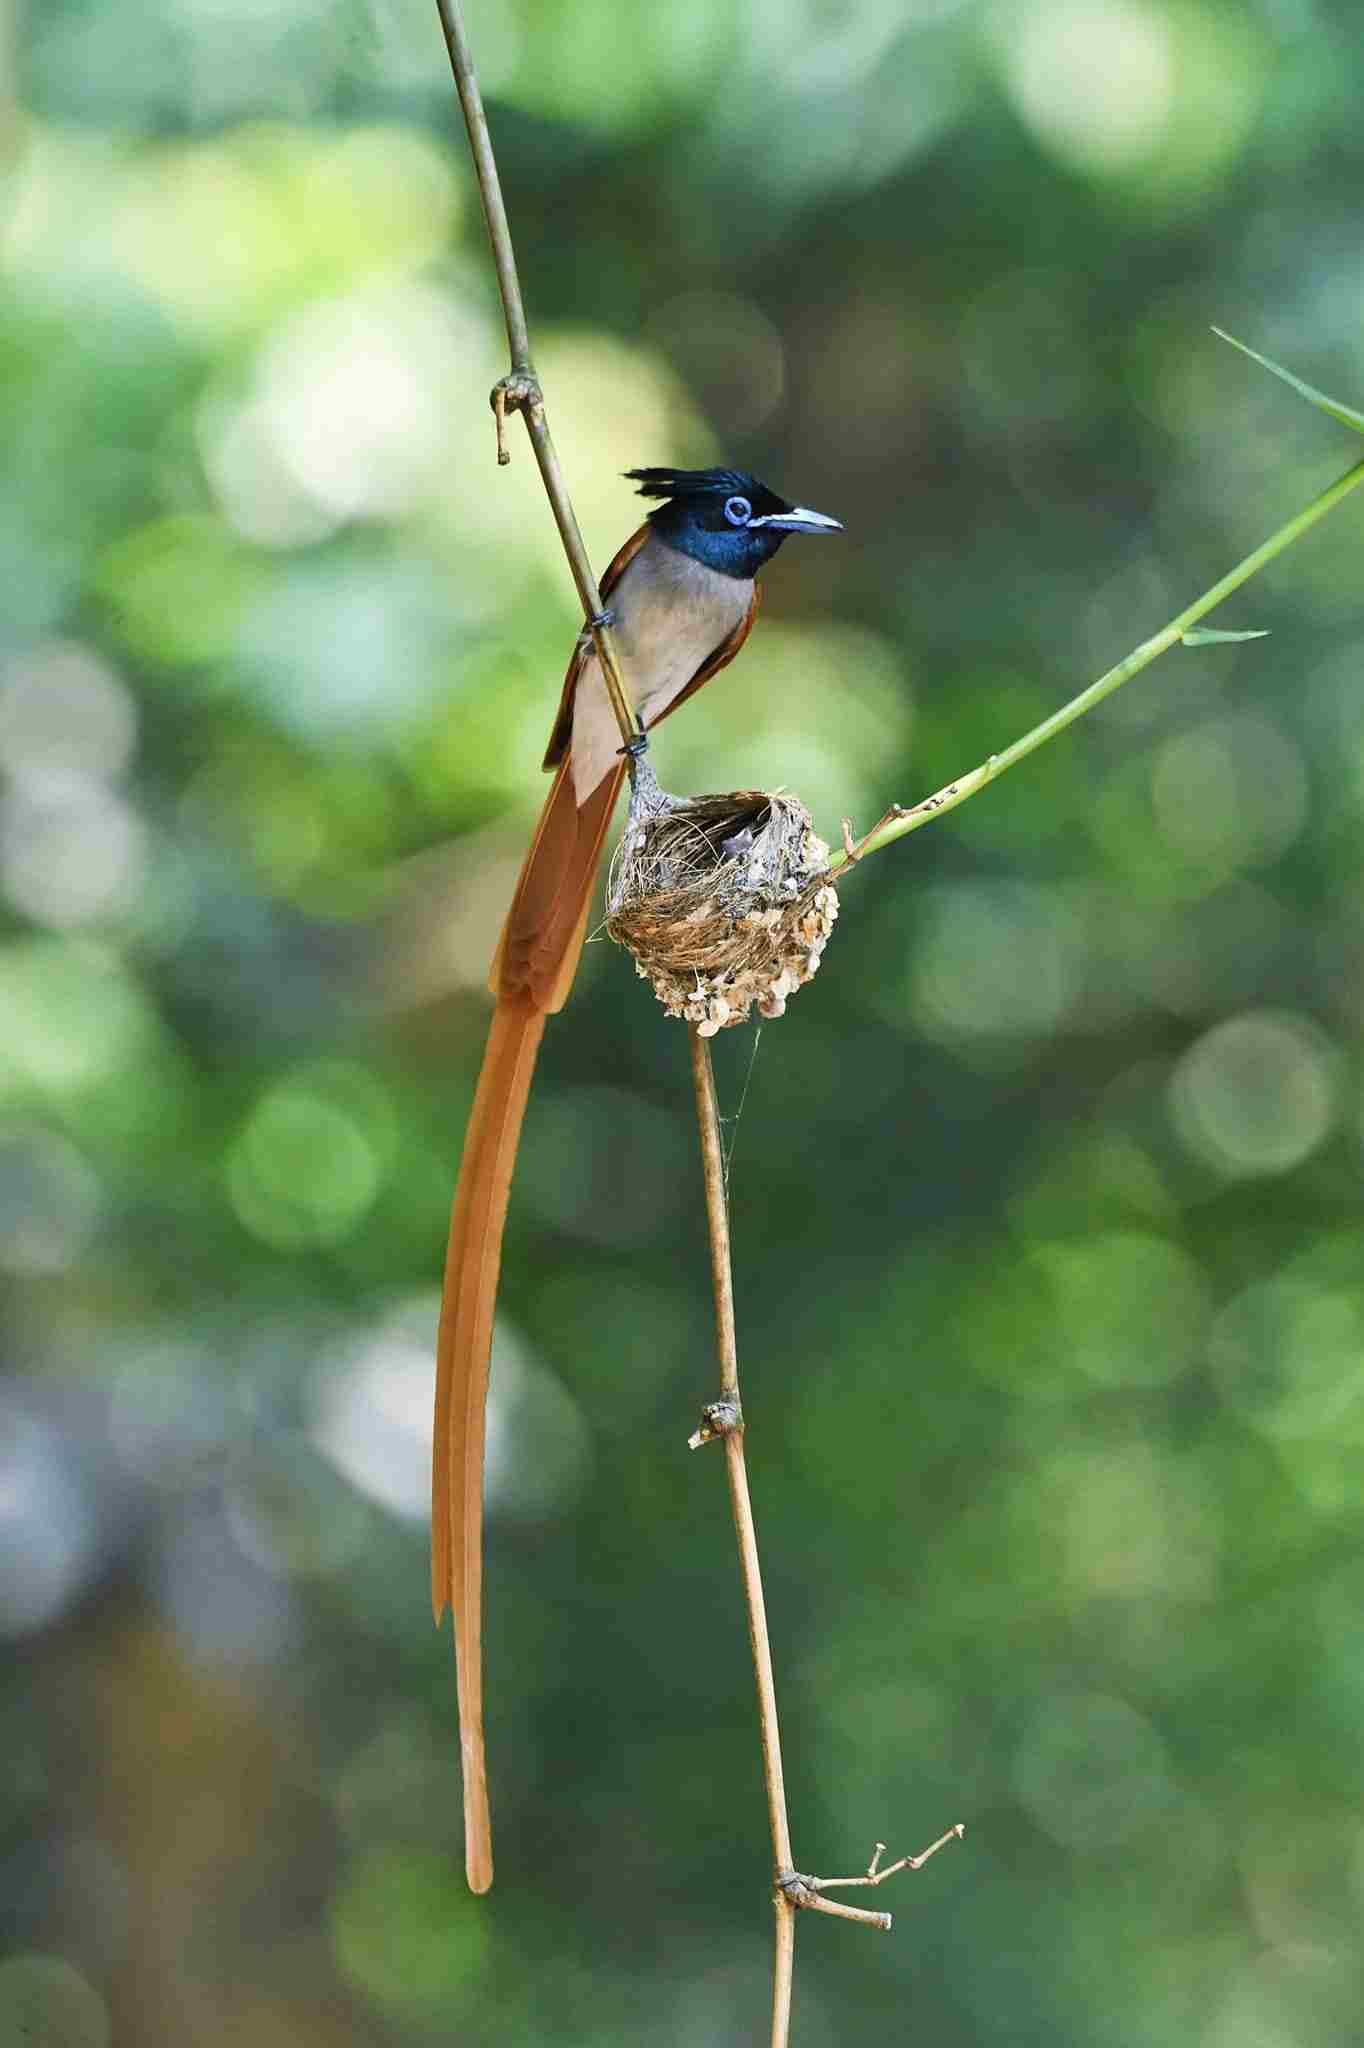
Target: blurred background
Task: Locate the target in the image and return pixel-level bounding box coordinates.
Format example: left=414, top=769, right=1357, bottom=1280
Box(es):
left=4, top=0, right=1364, bottom=2042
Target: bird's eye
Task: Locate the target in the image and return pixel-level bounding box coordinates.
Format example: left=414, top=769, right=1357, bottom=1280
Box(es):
left=724, top=495, right=752, bottom=526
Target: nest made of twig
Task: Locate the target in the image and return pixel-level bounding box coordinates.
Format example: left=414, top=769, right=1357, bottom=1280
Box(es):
left=606, top=788, right=838, bottom=1034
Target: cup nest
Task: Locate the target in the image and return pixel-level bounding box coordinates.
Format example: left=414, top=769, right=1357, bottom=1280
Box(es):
left=606, top=788, right=838, bottom=1035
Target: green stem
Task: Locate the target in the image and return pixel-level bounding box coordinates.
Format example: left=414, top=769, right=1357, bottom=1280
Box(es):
left=432, top=0, right=638, bottom=752
left=831, top=453, right=1364, bottom=873
left=432, top=0, right=530, bottom=371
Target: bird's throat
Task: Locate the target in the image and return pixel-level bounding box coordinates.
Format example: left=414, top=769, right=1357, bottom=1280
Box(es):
left=649, top=509, right=786, bottom=580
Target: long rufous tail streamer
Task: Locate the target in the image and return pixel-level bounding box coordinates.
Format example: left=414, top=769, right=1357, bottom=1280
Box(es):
left=432, top=755, right=625, bottom=1893
left=434, top=509, right=759, bottom=1892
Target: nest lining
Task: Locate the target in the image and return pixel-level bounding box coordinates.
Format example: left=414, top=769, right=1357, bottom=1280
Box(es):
left=606, top=787, right=838, bottom=1035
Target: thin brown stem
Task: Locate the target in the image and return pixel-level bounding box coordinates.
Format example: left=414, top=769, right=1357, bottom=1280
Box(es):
left=724, top=1434, right=792, bottom=1876
left=771, top=1895, right=794, bottom=2048
left=687, top=1027, right=960, bottom=2035
left=800, top=1894, right=892, bottom=1932
left=689, top=1024, right=795, bottom=2045
left=431, top=0, right=638, bottom=751
left=809, top=1824, right=966, bottom=1892
left=690, top=1025, right=739, bottom=1406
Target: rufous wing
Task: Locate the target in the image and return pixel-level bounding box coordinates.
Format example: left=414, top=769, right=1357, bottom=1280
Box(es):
left=541, top=522, right=653, bottom=771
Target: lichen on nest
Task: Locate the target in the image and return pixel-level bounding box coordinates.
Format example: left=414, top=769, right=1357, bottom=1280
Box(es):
left=605, top=779, right=838, bottom=1036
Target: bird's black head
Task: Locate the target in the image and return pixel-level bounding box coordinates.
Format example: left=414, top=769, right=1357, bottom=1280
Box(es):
left=626, top=467, right=842, bottom=580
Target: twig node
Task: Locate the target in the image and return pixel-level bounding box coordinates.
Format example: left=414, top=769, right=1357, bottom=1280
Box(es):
left=489, top=370, right=543, bottom=462
left=688, top=1399, right=743, bottom=1449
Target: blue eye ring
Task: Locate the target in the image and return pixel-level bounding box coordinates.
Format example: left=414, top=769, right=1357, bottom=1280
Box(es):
left=724, top=494, right=752, bottom=526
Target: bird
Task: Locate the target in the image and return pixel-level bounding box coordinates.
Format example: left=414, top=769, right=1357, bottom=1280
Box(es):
left=432, top=465, right=842, bottom=1893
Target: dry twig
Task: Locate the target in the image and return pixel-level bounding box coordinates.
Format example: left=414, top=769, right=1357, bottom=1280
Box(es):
left=432, top=0, right=637, bottom=751
left=688, top=1025, right=963, bottom=2045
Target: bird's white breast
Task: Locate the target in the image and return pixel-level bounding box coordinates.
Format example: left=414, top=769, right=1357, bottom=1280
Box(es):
left=570, top=538, right=751, bottom=806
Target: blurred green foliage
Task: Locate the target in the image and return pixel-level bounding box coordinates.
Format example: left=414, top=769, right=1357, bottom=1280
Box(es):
left=4, top=1, right=1364, bottom=2044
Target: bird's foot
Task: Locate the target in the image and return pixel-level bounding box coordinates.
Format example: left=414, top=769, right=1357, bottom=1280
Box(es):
left=617, top=716, right=649, bottom=761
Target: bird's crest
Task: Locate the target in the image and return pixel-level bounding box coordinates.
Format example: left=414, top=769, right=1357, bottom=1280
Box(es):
left=626, top=466, right=761, bottom=502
